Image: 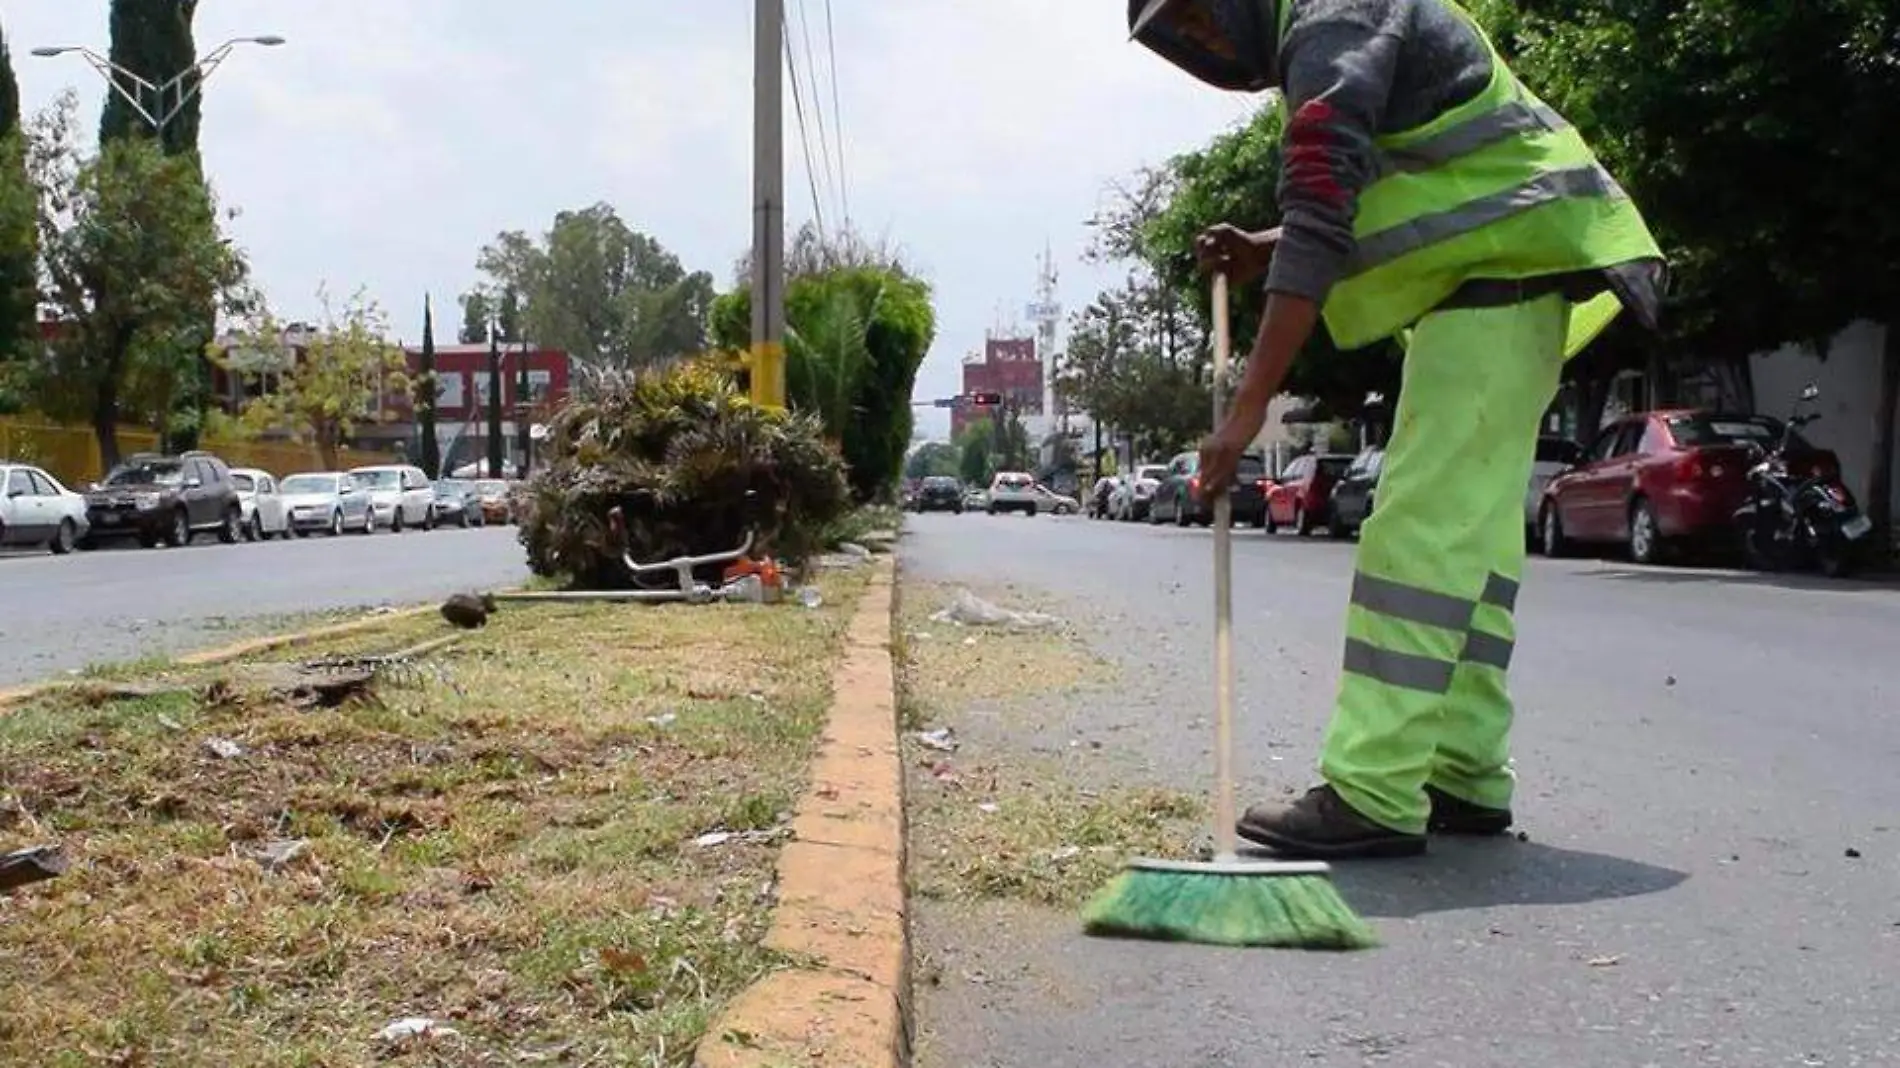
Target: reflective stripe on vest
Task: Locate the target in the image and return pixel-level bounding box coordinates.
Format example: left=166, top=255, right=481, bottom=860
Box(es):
left=1310, top=1, right=1662, bottom=354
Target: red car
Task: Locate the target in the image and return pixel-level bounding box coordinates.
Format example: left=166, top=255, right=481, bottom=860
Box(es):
left=1263, top=453, right=1356, bottom=536
left=1537, top=410, right=1843, bottom=564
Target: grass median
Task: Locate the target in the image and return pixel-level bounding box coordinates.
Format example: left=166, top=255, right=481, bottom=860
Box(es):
left=0, top=566, right=872, bottom=1066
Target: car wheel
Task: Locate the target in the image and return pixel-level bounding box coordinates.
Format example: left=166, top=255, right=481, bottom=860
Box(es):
left=459, top=510, right=472, bottom=528
left=422, top=507, right=437, bottom=532
left=1174, top=497, right=1189, bottom=527
left=166, top=508, right=190, bottom=548
left=1540, top=505, right=1569, bottom=558
left=1265, top=510, right=1280, bottom=534
left=50, top=518, right=76, bottom=555
left=331, top=510, right=346, bottom=537
left=1628, top=498, right=1664, bottom=565
left=246, top=512, right=263, bottom=542
left=219, top=508, right=243, bottom=544
left=392, top=509, right=405, bottom=533
left=1328, top=507, right=1349, bottom=539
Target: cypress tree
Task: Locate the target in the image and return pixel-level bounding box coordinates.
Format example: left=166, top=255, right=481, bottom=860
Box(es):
left=418, top=295, right=441, bottom=478
left=0, top=19, right=38, bottom=385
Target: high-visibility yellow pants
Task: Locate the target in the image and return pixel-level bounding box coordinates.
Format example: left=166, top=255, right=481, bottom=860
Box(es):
left=1319, top=292, right=1567, bottom=834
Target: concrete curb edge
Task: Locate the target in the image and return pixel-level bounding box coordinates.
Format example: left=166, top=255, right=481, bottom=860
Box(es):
left=0, top=604, right=437, bottom=712
left=695, top=554, right=909, bottom=1068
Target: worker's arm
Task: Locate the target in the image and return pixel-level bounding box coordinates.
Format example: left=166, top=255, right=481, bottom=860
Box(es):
left=1200, top=16, right=1400, bottom=487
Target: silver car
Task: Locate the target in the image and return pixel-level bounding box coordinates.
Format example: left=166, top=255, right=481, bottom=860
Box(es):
left=349, top=464, right=436, bottom=532
left=279, top=471, right=374, bottom=537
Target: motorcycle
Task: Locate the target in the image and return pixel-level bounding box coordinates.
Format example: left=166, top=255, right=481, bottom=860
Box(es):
left=1731, top=383, right=1872, bottom=578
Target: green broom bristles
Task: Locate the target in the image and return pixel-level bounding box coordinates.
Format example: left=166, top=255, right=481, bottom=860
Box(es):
left=1081, top=865, right=1379, bottom=950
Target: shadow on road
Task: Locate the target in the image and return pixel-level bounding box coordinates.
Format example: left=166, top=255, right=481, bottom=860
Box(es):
left=1579, top=564, right=1898, bottom=596
left=1320, top=838, right=1690, bottom=919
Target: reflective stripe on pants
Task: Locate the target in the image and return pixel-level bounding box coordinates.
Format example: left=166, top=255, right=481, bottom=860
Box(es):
left=1318, top=292, right=1566, bottom=834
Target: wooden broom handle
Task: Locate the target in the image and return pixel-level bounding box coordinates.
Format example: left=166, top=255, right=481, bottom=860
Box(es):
left=1211, top=272, right=1238, bottom=862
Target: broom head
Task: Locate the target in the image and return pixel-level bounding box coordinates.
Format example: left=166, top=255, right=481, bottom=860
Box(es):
left=1082, top=856, right=1378, bottom=950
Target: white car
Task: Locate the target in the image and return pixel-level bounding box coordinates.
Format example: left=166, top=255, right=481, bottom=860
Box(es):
left=987, top=472, right=1040, bottom=516
left=281, top=472, right=374, bottom=536
left=229, top=467, right=290, bottom=542
left=349, top=464, right=436, bottom=532
left=0, top=462, right=89, bottom=554
left=1109, top=463, right=1170, bottom=521
left=1525, top=436, right=1583, bottom=536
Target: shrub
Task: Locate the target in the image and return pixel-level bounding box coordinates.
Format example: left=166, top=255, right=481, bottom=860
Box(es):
left=519, top=359, right=851, bottom=589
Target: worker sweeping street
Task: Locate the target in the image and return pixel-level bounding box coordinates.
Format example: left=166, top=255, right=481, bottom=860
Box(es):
left=1130, top=0, right=1667, bottom=859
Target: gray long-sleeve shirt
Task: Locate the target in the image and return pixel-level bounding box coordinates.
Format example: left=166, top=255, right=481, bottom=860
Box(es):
left=1266, top=0, right=1661, bottom=328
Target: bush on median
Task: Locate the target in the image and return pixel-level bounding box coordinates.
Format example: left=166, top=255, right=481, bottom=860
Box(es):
left=518, top=358, right=852, bottom=589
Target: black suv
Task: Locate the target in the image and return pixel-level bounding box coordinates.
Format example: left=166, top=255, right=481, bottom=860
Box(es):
left=914, top=476, right=964, bottom=514
left=83, top=451, right=245, bottom=548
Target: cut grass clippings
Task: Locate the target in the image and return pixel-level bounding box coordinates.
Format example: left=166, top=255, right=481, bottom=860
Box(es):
left=0, top=567, right=870, bottom=1067
left=897, top=582, right=1202, bottom=911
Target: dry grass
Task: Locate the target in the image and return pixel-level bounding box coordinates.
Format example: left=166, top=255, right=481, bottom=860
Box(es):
left=896, top=582, right=1201, bottom=910
left=0, top=568, right=870, bottom=1067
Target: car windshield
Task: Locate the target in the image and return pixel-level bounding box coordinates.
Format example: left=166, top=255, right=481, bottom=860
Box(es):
left=353, top=469, right=401, bottom=490
left=230, top=473, right=256, bottom=492
left=1316, top=458, right=1352, bottom=478
left=281, top=475, right=338, bottom=495
left=475, top=480, right=508, bottom=496
left=1136, top=466, right=1168, bottom=482
left=104, top=461, right=183, bottom=487
left=1668, top=415, right=1805, bottom=449
left=996, top=475, right=1033, bottom=490
left=1236, top=456, right=1266, bottom=478
left=437, top=480, right=466, bottom=493
left=923, top=477, right=958, bottom=490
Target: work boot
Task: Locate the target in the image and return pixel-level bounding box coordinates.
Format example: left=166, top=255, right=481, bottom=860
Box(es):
left=1235, top=785, right=1427, bottom=860
left=1425, top=785, right=1514, bottom=836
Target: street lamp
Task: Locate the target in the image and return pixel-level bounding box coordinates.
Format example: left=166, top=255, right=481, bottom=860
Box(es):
left=31, top=35, right=286, bottom=136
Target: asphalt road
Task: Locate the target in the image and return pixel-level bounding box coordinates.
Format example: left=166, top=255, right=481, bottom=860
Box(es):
left=0, top=525, right=532, bottom=687
left=902, top=511, right=1900, bottom=1068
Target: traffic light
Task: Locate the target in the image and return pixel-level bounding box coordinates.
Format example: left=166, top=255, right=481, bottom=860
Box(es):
left=968, top=391, right=1003, bottom=406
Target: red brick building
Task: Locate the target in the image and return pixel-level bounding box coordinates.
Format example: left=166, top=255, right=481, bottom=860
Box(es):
left=952, top=337, right=1043, bottom=438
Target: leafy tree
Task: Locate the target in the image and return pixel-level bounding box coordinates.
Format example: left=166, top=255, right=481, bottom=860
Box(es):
left=957, top=421, right=992, bottom=486
left=458, top=289, right=491, bottom=344
left=415, top=294, right=440, bottom=477
left=712, top=262, right=937, bottom=503
left=0, top=29, right=35, bottom=415
left=221, top=288, right=407, bottom=470
left=474, top=204, right=714, bottom=370
left=905, top=441, right=960, bottom=480
left=1484, top=0, right=1900, bottom=541
left=26, top=92, right=246, bottom=470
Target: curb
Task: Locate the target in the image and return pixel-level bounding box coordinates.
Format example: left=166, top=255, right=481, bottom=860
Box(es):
left=0, top=605, right=437, bottom=712
left=696, top=556, right=908, bottom=1068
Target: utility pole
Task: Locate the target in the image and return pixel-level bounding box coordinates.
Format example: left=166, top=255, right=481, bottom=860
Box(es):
left=750, top=0, right=787, bottom=410
left=486, top=324, right=503, bottom=478
left=515, top=337, right=532, bottom=477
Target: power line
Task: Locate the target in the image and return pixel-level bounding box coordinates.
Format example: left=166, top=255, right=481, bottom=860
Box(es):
left=792, top=0, right=840, bottom=227
left=781, top=16, right=828, bottom=240
left=823, top=0, right=849, bottom=227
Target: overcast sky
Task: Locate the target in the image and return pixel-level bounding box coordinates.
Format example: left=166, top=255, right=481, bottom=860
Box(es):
left=5, top=1, right=1258, bottom=440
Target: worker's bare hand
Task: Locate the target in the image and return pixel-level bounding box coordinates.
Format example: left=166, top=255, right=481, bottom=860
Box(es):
left=1193, top=224, right=1282, bottom=284
left=1197, top=418, right=1259, bottom=500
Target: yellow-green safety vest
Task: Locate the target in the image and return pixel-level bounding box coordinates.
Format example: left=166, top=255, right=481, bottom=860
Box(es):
left=1281, top=1, right=1663, bottom=358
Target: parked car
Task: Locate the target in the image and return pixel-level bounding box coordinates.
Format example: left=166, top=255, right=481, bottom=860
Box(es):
left=229, top=467, right=290, bottom=542
left=1031, top=484, right=1081, bottom=515
left=471, top=479, right=518, bottom=524
left=1150, top=450, right=1268, bottom=527
left=432, top=479, right=484, bottom=528
left=962, top=486, right=989, bottom=511
left=1109, top=464, right=1171, bottom=522
left=350, top=464, right=436, bottom=532
left=0, top=462, right=89, bottom=554
left=1525, top=436, right=1583, bottom=539
left=1537, top=409, right=1843, bottom=564
left=280, top=471, right=374, bottom=536
left=1264, top=453, right=1355, bottom=535
left=82, top=451, right=243, bottom=548
left=913, top=476, right=964, bottom=514
left=1327, top=446, right=1385, bottom=537
left=987, top=472, right=1040, bottom=516
left=1087, top=476, right=1119, bottom=519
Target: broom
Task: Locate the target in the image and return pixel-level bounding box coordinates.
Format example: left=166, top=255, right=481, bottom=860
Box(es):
left=1080, top=272, right=1378, bottom=950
